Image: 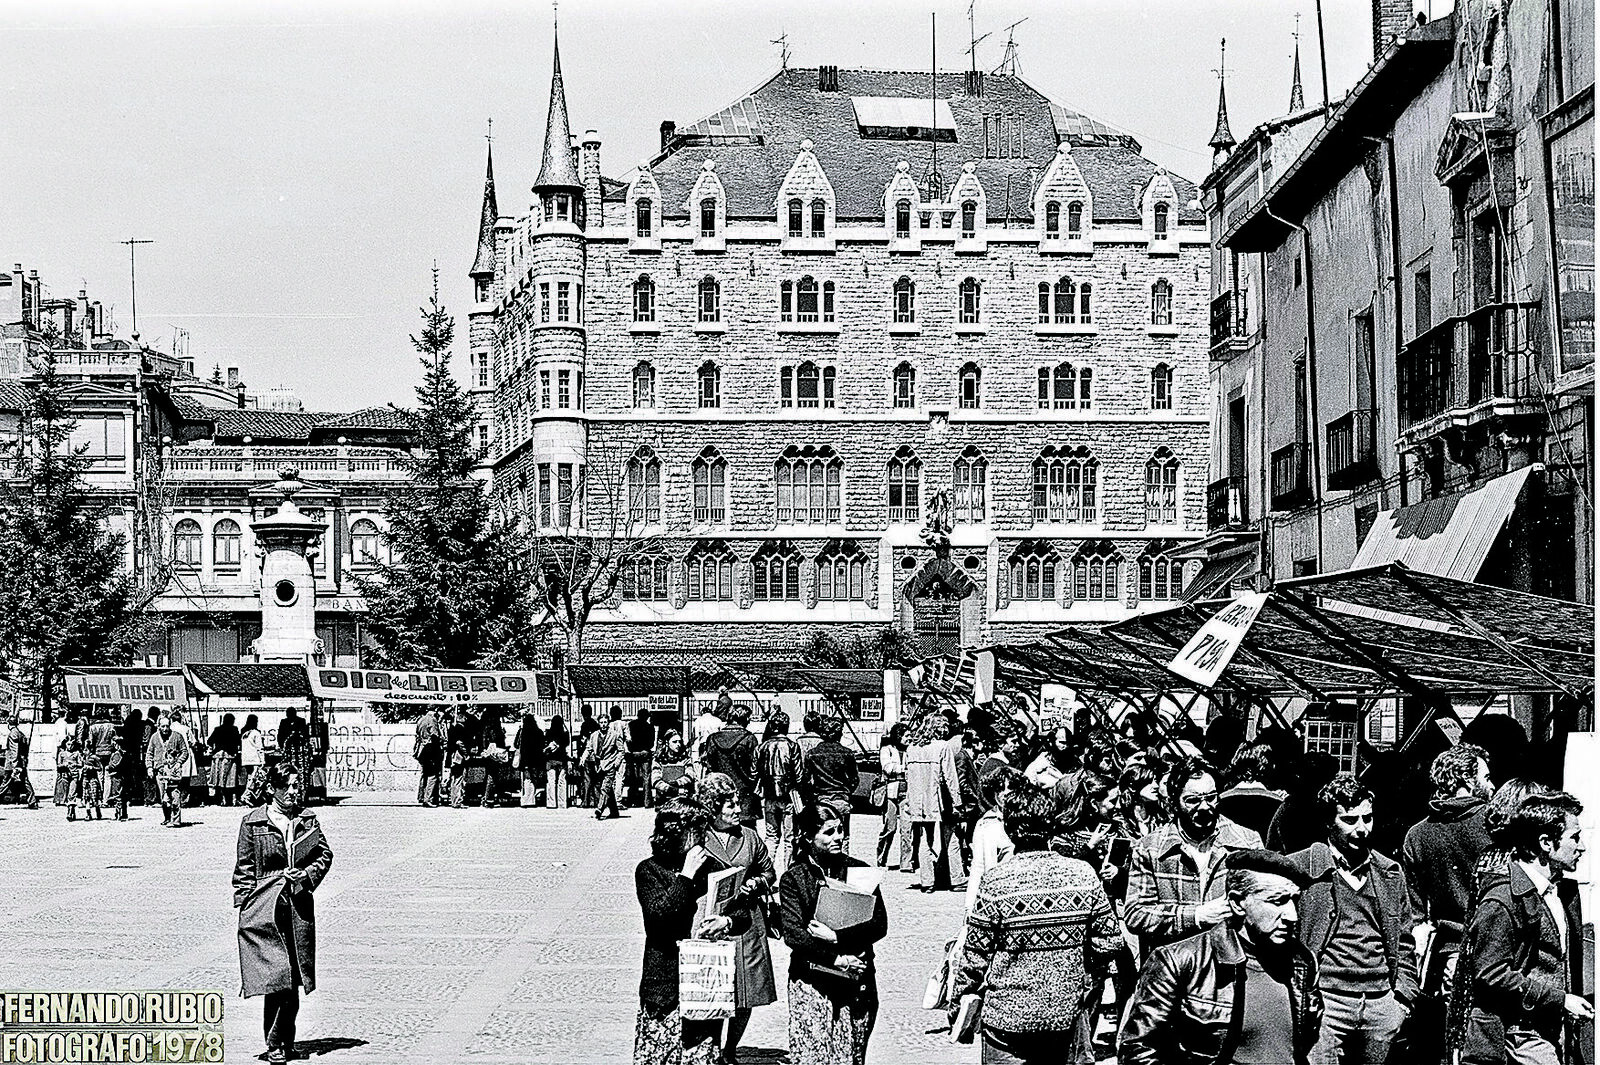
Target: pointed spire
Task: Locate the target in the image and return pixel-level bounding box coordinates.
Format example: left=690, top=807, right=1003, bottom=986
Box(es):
left=534, top=26, right=584, bottom=191
left=1209, top=38, right=1236, bottom=153
left=1290, top=16, right=1306, bottom=112
left=470, top=132, right=498, bottom=278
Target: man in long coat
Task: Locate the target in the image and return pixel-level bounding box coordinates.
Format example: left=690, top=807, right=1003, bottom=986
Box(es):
left=233, top=763, right=334, bottom=1065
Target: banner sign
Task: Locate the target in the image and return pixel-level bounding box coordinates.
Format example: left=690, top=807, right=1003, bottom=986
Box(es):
left=307, top=666, right=550, bottom=705
left=64, top=671, right=186, bottom=708
left=1167, top=592, right=1270, bottom=688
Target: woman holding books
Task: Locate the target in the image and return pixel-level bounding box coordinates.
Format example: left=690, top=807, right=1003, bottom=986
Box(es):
left=780, top=803, right=889, bottom=1065
left=634, top=799, right=741, bottom=1065
left=699, top=773, right=778, bottom=1062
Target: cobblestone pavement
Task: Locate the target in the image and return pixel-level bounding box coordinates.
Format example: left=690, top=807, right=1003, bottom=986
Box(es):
left=0, top=794, right=985, bottom=1065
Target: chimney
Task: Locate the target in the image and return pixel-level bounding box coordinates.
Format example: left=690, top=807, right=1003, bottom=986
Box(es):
left=580, top=130, right=603, bottom=227
left=818, top=65, right=839, bottom=92
left=227, top=366, right=239, bottom=389
left=1372, top=0, right=1414, bottom=60
left=659, top=120, right=676, bottom=151
left=964, top=69, right=983, bottom=96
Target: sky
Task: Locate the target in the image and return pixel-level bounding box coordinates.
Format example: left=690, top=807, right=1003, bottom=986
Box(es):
left=0, top=0, right=1415, bottom=411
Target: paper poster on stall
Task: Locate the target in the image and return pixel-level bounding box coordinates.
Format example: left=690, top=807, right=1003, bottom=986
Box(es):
left=1167, top=592, right=1270, bottom=688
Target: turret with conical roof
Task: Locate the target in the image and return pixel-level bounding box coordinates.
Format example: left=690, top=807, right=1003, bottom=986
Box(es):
left=1209, top=38, right=1236, bottom=155
left=470, top=143, right=499, bottom=281
left=535, top=32, right=584, bottom=193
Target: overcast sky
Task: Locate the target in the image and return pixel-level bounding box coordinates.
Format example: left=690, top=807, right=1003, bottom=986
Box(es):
left=0, top=0, right=1424, bottom=411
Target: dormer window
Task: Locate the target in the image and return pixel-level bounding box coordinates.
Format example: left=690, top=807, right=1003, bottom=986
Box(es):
left=788, top=199, right=804, bottom=237
left=1067, top=201, right=1084, bottom=239
left=635, top=199, right=653, bottom=238
left=553, top=194, right=571, bottom=222
left=1153, top=202, right=1170, bottom=241
left=1045, top=202, right=1061, bottom=238
left=700, top=198, right=717, bottom=238
left=961, top=200, right=977, bottom=239
left=895, top=199, right=912, bottom=239
left=474, top=278, right=489, bottom=303
left=810, top=199, right=826, bottom=236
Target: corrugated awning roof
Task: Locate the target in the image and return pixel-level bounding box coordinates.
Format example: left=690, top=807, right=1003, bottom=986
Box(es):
left=1352, top=465, right=1535, bottom=579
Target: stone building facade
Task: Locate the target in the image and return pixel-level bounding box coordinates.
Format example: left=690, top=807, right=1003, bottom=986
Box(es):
left=475, top=42, right=1212, bottom=663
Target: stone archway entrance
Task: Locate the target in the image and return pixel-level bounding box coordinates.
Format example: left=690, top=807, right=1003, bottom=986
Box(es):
left=900, top=559, right=978, bottom=658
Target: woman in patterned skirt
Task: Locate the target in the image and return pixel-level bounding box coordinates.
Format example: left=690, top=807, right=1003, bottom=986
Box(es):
left=780, top=803, right=888, bottom=1065
left=634, top=799, right=740, bottom=1065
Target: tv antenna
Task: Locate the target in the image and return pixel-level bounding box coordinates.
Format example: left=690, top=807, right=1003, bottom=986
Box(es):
left=991, top=18, right=1027, bottom=76
left=119, top=237, right=154, bottom=342
left=771, top=31, right=790, bottom=70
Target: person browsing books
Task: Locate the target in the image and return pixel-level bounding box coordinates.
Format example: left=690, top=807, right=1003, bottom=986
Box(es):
left=779, top=802, right=888, bottom=1065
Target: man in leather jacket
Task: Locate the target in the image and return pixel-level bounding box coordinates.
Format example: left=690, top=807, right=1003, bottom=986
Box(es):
left=1119, top=849, right=1324, bottom=1065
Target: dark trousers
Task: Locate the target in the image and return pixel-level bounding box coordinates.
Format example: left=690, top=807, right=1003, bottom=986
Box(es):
left=416, top=755, right=441, bottom=806
left=596, top=766, right=622, bottom=817
left=981, top=1025, right=1078, bottom=1064
left=263, top=988, right=298, bottom=1051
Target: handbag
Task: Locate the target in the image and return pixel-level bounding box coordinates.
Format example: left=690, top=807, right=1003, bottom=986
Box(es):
left=678, top=939, right=737, bottom=1021
left=869, top=779, right=888, bottom=808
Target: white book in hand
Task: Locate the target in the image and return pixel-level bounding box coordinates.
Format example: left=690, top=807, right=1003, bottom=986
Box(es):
left=950, top=994, right=982, bottom=1045
left=696, top=866, right=745, bottom=928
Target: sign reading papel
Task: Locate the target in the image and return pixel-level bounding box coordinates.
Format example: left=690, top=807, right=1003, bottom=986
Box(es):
left=1167, top=591, right=1270, bottom=688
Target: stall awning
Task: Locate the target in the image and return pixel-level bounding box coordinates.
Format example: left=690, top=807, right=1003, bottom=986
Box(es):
left=1352, top=465, right=1536, bottom=579
left=186, top=663, right=311, bottom=698
left=568, top=665, right=690, bottom=699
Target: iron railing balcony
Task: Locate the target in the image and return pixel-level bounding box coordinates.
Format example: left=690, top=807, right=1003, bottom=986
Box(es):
left=1210, top=291, right=1249, bottom=356
left=1326, top=409, right=1378, bottom=490
left=1207, top=475, right=1248, bottom=530
left=1398, top=301, right=1543, bottom=431
left=1270, top=442, right=1313, bottom=511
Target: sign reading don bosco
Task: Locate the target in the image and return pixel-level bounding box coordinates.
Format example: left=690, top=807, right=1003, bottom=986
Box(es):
left=64, top=671, right=186, bottom=707
left=308, top=667, right=550, bottom=705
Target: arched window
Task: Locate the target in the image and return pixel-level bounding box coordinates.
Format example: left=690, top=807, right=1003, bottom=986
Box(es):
left=783, top=361, right=834, bottom=409
left=1077, top=365, right=1093, bottom=408
left=692, top=447, right=727, bottom=523
left=349, top=519, right=380, bottom=566
left=620, top=555, right=670, bottom=601
left=961, top=200, right=977, bottom=238
left=959, top=363, right=982, bottom=409
left=1044, top=201, right=1061, bottom=237
left=788, top=199, right=804, bottom=237
left=1140, top=553, right=1185, bottom=601
left=894, top=199, right=912, bottom=239
left=1037, top=363, right=1087, bottom=410
left=779, top=280, right=794, bottom=322
left=887, top=447, right=922, bottom=523
left=774, top=446, right=842, bottom=524
left=697, top=361, right=721, bottom=409
left=822, top=281, right=836, bottom=322
left=1079, top=282, right=1094, bottom=324
left=1151, top=279, right=1173, bottom=326
left=1054, top=278, right=1077, bottom=324
left=1031, top=446, right=1098, bottom=524
left=796, top=276, right=820, bottom=322
left=211, top=519, right=242, bottom=570
left=1067, top=200, right=1084, bottom=239
left=698, top=277, right=721, bottom=323
left=892, top=362, right=916, bottom=408
left=632, top=361, right=656, bottom=408
left=626, top=448, right=662, bottom=525
left=958, top=278, right=982, bottom=325
left=752, top=541, right=802, bottom=600
left=686, top=542, right=735, bottom=601
left=810, top=199, right=826, bottom=236
left=1145, top=448, right=1180, bottom=525
left=1008, top=542, right=1059, bottom=601
left=816, top=543, right=868, bottom=601
left=1073, top=542, right=1121, bottom=601
left=1150, top=363, right=1173, bottom=410
left=635, top=198, right=653, bottom=238
left=954, top=447, right=987, bottom=523
left=173, top=519, right=202, bottom=569
left=892, top=277, right=915, bottom=324
left=700, top=198, right=717, bottom=238
left=1153, top=202, right=1170, bottom=240
left=632, top=275, right=656, bottom=322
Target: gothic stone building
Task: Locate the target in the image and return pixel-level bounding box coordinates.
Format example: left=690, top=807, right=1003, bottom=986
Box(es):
left=474, top=42, right=1211, bottom=664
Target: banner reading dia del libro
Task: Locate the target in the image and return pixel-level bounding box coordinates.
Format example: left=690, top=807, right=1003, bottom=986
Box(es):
left=307, top=666, right=550, bottom=705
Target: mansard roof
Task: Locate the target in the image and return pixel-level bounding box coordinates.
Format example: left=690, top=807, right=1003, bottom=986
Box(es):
left=649, top=67, right=1200, bottom=225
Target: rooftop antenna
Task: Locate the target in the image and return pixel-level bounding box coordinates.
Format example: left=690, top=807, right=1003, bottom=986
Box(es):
left=930, top=12, right=939, bottom=202
left=486, top=116, right=494, bottom=145
left=771, top=31, right=790, bottom=70
left=1313, top=0, right=1331, bottom=111
left=119, top=237, right=154, bottom=343
left=991, top=18, right=1027, bottom=76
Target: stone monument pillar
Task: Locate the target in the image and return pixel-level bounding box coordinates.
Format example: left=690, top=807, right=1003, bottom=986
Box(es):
left=250, top=467, right=327, bottom=661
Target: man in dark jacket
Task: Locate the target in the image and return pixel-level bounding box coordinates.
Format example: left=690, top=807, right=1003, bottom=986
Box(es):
left=1461, top=791, right=1592, bottom=1065
left=1288, top=773, right=1417, bottom=1065
left=413, top=707, right=443, bottom=808
left=446, top=707, right=480, bottom=809
left=627, top=707, right=656, bottom=808
left=702, top=702, right=759, bottom=827
left=802, top=714, right=859, bottom=849
left=1119, top=849, right=1324, bottom=1065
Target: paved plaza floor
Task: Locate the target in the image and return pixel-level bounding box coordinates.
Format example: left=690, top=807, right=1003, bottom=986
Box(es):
left=0, top=794, right=981, bottom=1064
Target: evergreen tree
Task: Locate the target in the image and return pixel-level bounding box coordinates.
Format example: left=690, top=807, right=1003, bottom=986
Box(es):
left=358, top=286, right=541, bottom=682
left=0, top=353, right=138, bottom=717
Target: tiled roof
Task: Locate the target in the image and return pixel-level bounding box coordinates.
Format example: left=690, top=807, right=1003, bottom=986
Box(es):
left=0, top=381, right=31, bottom=411
left=569, top=665, right=690, bottom=698
left=314, top=407, right=419, bottom=431
left=185, top=662, right=312, bottom=698
left=210, top=410, right=319, bottom=442
left=651, top=67, right=1199, bottom=224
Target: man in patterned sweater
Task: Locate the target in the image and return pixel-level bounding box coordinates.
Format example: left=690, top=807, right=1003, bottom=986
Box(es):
left=952, top=785, right=1120, bottom=1062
